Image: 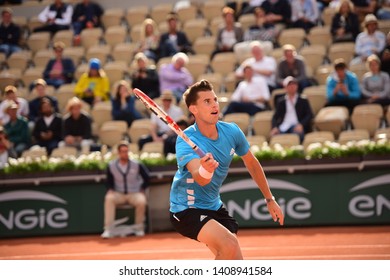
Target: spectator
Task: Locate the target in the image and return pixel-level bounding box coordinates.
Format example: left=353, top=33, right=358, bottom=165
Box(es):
left=158, top=12, right=194, bottom=59
left=380, top=31, right=390, bottom=73
left=290, top=0, right=319, bottom=32
left=59, top=97, right=93, bottom=151
left=377, top=0, right=390, bottom=20
left=32, top=97, right=63, bottom=155
left=361, top=54, right=390, bottom=106
left=330, top=0, right=360, bottom=43
left=276, top=44, right=315, bottom=93
left=4, top=101, right=30, bottom=157
left=101, top=140, right=150, bottom=238
left=72, top=0, right=103, bottom=45
left=326, top=58, right=361, bottom=114
left=34, top=0, right=73, bottom=35
left=111, top=80, right=143, bottom=128
left=29, top=79, right=59, bottom=123
left=351, top=0, right=377, bottom=21
left=163, top=116, right=189, bottom=156
left=0, top=125, right=11, bottom=168
left=0, top=86, right=29, bottom=126
left=138, top=90, right=184, bottom=151
left=43, top=41, right=75, bottom=89
left=351, top=14, right=386, bottom=65
left=0, top=8, right=21, bottom=58
left=260, top=0, right=292, bottom=27
left=158, top=52, right=193, bottom=103
left=211, top=7, right=243, bottom=59
left=244, top=7, right=279, bottom=44
left=137, top=18, right=160, bottom=62
left=270, top=76, right=314, bottom=142
left=224, top=64, right=270, bottom=116
left=130, top=52, right=160, bottom=100
left=238, top=0, right=266, bottom=17
left=74, top=58, right=110, bottom=106
left=235, top=41, right=277, bottom=92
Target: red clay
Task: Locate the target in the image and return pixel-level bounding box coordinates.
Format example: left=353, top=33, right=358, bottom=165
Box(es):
left=1, top=225, right=389, bottom=260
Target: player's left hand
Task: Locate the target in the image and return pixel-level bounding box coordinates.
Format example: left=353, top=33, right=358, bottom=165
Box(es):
left=267, top=200, right=284, bottom=226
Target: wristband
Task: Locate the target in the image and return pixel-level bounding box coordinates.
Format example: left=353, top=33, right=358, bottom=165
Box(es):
left=264, top=196, right=275, bottom=203
left=199, top=165, right=213, bottom=179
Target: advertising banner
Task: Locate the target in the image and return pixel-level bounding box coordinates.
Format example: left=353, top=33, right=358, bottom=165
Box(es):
left=221, top=170, right=390, bottom=227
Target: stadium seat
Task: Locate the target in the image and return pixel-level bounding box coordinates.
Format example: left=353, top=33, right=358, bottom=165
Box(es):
left=303, top=131, right=335, bottom=151
left=128, top=119, right=153, bottom=143
left=313, top=106, right=350, bottom=138
left=103, top=25, right=128, bottom=48
left=306, top=26, right=332, bottom=48
left=101, top=8, right=124, bottom=29
left=141, top=141, right=164, bottom=156
left=201, top=1, right=224, bottom=23
left=351, top=104, right=384, bottom=137
left=246, top=135, right=267, bottom=148
left=85, top=45, right=111, bottom=65
left=198, top=72, right=223, bottom=93
left=27, top=32, right=51, bottom=54
left=112, top=42, right=138, bottom=65
left=270, top=133, right=301, bottom=148
left=150, top=3, right=173, bottom=24
left=223, top=112, right=251, bottom=134
left=278, top=28, right=306, bottom=50
left=374, top=127, right=390, bottom=141
left=338, top=129, right=370, bottom=145
left=210, top=52, right=237, bottom=76
left=252, top=111, right=274, bottom=140
left=80, top=28, right=103, bottom=50
left=63, top=46, right=85, bottom=66
left=21, top=67, right=44, bottom=88
left=50, top=146, right=78, bottom=158
left=300, top=44, right=327, bottom=71
left=302, top=85, right=327, bottom=116
left=328, top=42, right=355, bottom=65
left=193, top=36, right=217, bottom=57
left=182, top=18, right=208, bottom=44
left=125, top=6, right=149, bottom=27
left=33, top=48, right=54, bottom=68
left=53, top=30, right=74, bottom=49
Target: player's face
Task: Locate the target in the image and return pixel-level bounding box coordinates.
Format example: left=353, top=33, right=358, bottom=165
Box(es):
left=192, top=90, right=219, bottom=124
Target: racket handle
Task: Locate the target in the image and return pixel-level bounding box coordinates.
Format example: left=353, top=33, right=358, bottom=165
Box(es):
left=195, top=148, right=206, bottom=158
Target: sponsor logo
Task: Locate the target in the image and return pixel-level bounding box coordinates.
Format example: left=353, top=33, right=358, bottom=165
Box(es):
left=200, top=215, right=208, bottom=222
left=0, top=190, right=69, bottom=231
left=221, top=178, right=311, bottom=221
left=348, top=174, right=390, bottom=218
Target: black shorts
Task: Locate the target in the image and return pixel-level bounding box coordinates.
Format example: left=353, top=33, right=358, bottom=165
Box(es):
left=170, top=206, right=239, bottom=241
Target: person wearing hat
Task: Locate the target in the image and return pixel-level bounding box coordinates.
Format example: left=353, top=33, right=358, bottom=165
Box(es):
left=0, top=85, right=29, bottom=126
left=28, top=79, right=59, bottom=123
left=33, top=0, right=73, bottom=35
left=158, top=12, right=194, bottom=59
left=211, top=6, right=243, bottom=59
left=0, top=8, right=22, bottom=58
left=138, top=90, right=184, bottom=151
left=43, top=41, right=75, bottom=89
left=130, top=52, right=160, bottom=100
left=74, top=58, right=110, bottom=106
left=111, top=80, right=144, bottom=127
left=351, top=14, right=386, bottom=65
left=59, top=97, right=93, bottom=151
left=325, top=58, right=361, bottom=114
left=223, top=64, right=270, bottom=116
left=4, top=100, right=31, bottom=157
left=0, top=125, right=12, bottom=168
left=270, top=76, right=313, bottom=142
left=159, top=52, right=193, bottom=103
left=276, top=44, right=315, bottom=93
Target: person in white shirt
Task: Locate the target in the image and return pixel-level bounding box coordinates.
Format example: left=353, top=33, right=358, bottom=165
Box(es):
left=138, top=90, right=184, bottom=151
left=33, top=0, right=73, bottom=35
left=270, top=76, right=313, bottom=142
left=0, top=85, right=29, bottom=126
left=235, top=41, right=277, bottom=92
left=224, top=64, right=270, bottom=116
left=351, top=14, right=386, bottom=65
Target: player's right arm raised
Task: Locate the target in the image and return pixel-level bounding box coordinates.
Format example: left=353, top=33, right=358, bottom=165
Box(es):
left=186, top=153, right=219, bottom=186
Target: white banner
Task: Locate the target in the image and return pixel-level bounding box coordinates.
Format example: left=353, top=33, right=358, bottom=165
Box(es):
left=0, top=260, right=387, bottom=280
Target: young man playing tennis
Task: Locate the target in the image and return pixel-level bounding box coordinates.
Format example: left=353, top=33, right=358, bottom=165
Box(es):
left=170, top=80, right=284, bottom=260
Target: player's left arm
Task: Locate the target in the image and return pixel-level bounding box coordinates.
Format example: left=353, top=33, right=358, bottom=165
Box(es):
left=241, top=150, right=285, bottom=226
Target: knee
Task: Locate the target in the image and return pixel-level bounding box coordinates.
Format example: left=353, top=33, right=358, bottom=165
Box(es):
left=104, top=191, right=116, bottom=203
left=218, top=234, right=242, bottom=260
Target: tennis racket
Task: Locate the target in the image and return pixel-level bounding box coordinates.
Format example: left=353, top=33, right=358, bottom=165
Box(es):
left=133, top=88, right=206, bottom=158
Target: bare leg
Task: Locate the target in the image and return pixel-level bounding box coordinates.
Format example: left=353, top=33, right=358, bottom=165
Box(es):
left=197, top=219, right=243, bottom=260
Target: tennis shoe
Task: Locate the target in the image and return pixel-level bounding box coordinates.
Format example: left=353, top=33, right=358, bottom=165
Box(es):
left=134, top=230, right=145, bottom=237
left=101, top=229, right=114, bottom=239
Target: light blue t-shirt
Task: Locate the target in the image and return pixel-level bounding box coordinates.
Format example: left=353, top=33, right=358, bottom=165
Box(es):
left=170, top=121, right=250, bottom=213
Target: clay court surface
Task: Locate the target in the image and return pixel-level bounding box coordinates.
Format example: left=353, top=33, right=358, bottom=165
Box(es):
left=1, top=225, right=389, bottom=260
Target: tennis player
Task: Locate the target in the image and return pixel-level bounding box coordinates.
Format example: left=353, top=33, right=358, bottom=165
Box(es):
left=170, top=80, right=284, bottom=260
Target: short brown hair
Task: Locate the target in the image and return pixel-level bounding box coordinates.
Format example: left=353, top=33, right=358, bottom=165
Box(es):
left=183, top=79, right=214, bottom=108
left=117, top=140, right=129, bottom=151
left=334, top=58, right=347, bottom=70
